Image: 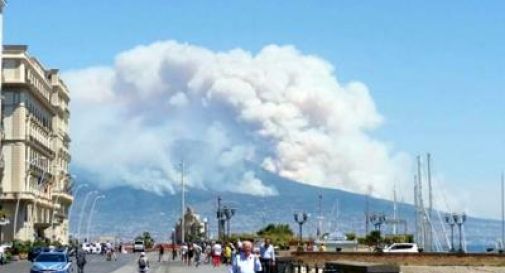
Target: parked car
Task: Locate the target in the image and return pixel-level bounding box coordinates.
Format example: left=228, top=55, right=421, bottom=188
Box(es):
left=31, top=252, right=72, bottom=273
left=133, top=241, right=145, bottom=252
left=383, top=243, right=419, bottom=253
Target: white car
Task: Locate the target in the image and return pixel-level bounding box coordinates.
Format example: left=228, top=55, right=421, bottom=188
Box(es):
left=82, top=243, right=101, bottom=254
left=383, top=243, right=419, bottom=253
left=134, top=241, right=145, bottom=252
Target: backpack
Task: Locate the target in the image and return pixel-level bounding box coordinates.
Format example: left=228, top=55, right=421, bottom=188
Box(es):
left=138, top=258, right=147, bottom=269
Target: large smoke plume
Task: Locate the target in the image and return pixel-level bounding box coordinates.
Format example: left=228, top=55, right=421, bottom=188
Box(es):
left=64, top=41, right=409, bottom=197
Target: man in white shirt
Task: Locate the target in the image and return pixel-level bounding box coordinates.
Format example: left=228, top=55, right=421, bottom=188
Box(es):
left=259, top=238, right=275, bottom=273
left=230, top=240, right=261, bottom=273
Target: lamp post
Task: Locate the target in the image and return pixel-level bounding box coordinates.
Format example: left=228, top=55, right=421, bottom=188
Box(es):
left=77, top=190, right=97, bottom=242
left=444, top=213, right=456, bottom=252
left=454, top=213, right=467, bottom=253
left=224, top=206, right=236, bottom=238
left=369, top=213, right=386, bottom=233
left=85, top=195, right=105, bottom=242
left=67, top=183, right=88, bottom=222
left=50, top=173, right=76, bottom=242
left=294, top=211, right=308, bottom=249
left=171, top=228, right=175, bottom=247
left=202, top=217, right=208, bottom=240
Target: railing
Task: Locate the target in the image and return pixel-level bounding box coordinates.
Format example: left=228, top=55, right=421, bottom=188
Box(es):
left=275, top=258, right=400, bottom=273
left=275, top=258, right=324, bottom=273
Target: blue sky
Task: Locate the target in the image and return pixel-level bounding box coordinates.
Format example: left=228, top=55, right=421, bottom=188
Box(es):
left=5, top=1, right=505, bottom=218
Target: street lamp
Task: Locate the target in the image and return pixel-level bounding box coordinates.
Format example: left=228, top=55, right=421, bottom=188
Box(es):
left=454, top=213, right=467, bottom=253
left=294, top=211, right=308, bottom=249
left=444, top=213, right=456, bottom=252
left=67, top=183, right=88, bottom=222
left=202, top=217, right=208, bottom=240
left=85, top=195, right=105, bottom=242
left=50, top=174, right=79, bottom=242
left=369, top=213, right=387, bottom=232
left=224, top=207, right=236, bottom=238
left=76, top=190, right=97, bottom=241
left=171, top=228, right=175, bottom=246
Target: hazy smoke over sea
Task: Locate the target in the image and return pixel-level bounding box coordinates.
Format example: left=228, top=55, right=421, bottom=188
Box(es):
left=64, top=41, right=409, bottom=198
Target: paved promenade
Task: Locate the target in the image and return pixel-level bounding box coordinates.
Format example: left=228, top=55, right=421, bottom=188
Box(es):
left=0, top=253, right=229, bottom=273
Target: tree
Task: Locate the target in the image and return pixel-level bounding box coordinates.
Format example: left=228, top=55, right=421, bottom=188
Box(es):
left=257, top=223, right=294, bottom=250
left=345, top=233, right=357, bottom=241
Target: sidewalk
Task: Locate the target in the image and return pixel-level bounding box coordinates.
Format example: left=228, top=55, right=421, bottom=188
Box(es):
left=109, top=254, right=228, bottom=273
left=166, top=261, right=229, bottom=273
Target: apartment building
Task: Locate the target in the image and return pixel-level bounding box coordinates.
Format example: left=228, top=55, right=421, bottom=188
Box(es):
left=0, top=45, right=72, bottom=243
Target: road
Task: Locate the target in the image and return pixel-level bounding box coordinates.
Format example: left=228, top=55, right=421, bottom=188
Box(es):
left=0, top=252, right=229, bottom=273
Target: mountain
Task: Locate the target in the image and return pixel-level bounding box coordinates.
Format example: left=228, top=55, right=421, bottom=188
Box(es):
left=70, top=169, right=500, bottom=252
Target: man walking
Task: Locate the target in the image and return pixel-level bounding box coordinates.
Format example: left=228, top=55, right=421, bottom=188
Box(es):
left=76, top=248, right=87, bottom=273
left=230, top=240, right=262, bottom=273
left=260, top=238, right=275, bottom=273
left=158, top=244, right=165, bottom=262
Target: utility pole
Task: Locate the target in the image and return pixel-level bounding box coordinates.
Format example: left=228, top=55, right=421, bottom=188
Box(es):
left=416, top=155, right=425, bottom=249
left=501, top=172, right=505, bottom=250
left=393, top=184, right=397, bottom=235
left=365, top=189, right=370, bottom=236
left=317, top=193, right=322, bottom=239
left=180, top=160, right=185, bottom=244
left=217, top=196, right=226, bottom=241
left=414, top=175, right=418, bottom=244
left=426, top=153, right=433, bottom=252
left=365, top=185, right=371, bottom=235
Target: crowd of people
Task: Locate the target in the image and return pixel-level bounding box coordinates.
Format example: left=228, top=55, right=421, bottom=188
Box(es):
left=158, top=238, right=276, bottom=273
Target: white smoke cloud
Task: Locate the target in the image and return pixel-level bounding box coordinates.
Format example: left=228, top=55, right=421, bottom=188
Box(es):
left=64, top=40, right=409, bottom=197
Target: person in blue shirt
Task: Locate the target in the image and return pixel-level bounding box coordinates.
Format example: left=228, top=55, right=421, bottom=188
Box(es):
left=259, top=238, right=275, bottom=273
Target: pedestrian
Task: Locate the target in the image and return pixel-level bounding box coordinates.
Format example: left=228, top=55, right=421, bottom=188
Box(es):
left=138, top=252, right=150, bottom=272
left=172, top=245, right=177, bottom=261
left=158, top=244, right=165, bottom=262
left=211, top=241, right=222, bottom=267
left=319, top=243, right=327, bottom=252
left=259, top=238, right=275, bottom=273
left=224, top=242, right=232, bottom=265
left=230, top=240, right=262, bottom=273
left=205, top=242, right=212, bottom=264
left=181, top=243, right=188, bottom=263
left=76, top=248, right=87, bottom=273
left=187, top=243, right=194, bottom=266
left=193, top=242, right=202, bottom=267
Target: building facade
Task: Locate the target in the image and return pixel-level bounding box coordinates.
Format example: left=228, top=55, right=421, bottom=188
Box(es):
left=175, top=207, right=208, bottom=243
left=0, top=45, right=72, bottom=243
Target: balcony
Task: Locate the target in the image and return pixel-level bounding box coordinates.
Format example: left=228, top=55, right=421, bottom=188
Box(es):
left=52, top=191, right=73, bottom=204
